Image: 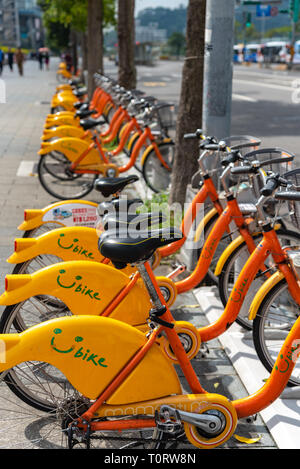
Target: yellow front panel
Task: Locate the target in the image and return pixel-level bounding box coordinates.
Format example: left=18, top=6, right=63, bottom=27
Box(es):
left=0, top=316, right=148, bottom=400
left=106, top=342, right=182, bottom=405
left=38, top=137, right=100, bottom=166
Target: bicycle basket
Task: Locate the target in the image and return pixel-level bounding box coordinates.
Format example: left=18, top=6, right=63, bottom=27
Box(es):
left=282, top=168, right=300, bottom=231
left=154, top=102, right=176, bottom=131
left=229, top=148, right=295, bottom=215
left=243, top=147, right=294, bottom=175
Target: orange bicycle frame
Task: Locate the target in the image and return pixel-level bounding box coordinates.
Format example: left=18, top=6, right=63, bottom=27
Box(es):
left=77, top=250, right=300, bottom=431
left=159, top=176, right=224, bottom=258
left=200, top=227, right=300, bottom=343
left=175, top=196, right=257, bottom=294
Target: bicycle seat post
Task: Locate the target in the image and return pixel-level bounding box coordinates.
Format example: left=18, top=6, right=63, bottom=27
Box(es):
left=137, top=262, right=164, bottom=311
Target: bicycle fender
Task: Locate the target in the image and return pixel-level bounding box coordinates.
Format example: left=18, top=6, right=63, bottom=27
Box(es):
left=214, top=235, right=246, bottom=277
left=125, top=131, right=140, bottom=153
left=44, top=116, right=80, bottom=129
left=38, top=137, right=100, bottom=166
left=213, top=223, right=283, bottom=277
left=8, top=227, right=104, bottom=264
left=42, top=126, right=87, bottom=141
left=0, top=315, right=157, bottom=400
left=51, top=96, right=77, bottom=112
left=0, top=261, right=151, bottom=325
left=46, top=110, right=75, bottom=119
left=57, top=69, right=72, bottom=79
left=140, top=138, right=173, bottom=167
left=8, top=227, right=137, bottom=276
left=18, top=200, right=99, bottom=231
left=193, top=207, right=218, bottom=244
left=248, top=271, right=285, bottom=321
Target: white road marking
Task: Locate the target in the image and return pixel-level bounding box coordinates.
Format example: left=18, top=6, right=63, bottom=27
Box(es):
left=232, top=93, right=257, bottom=102
left=234, top=78, right=293, bottom=92
left=17, top=161, right=36, bottom=177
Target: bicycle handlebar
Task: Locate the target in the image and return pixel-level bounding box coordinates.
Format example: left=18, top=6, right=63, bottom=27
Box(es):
left=221, top=150, right=244, bottom=167
left=183, top=129, right=204, bottom=140
left=275, top=191, right=300, bottom=202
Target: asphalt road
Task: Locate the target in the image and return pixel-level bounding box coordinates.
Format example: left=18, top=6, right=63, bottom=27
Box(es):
left=104, top=59, right=300, bottom=164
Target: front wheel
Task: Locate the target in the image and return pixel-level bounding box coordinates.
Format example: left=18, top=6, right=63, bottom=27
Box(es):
left=38, top=154, right=97, bottom=200
left=217, top=229, right=300, bottom=331
left=142, top=141, right=175, bottom=193
left=252, top=278, right=300, bottom=387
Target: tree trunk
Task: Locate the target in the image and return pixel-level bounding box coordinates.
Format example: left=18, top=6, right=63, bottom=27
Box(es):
left=169, top=0, right=207, bottom=207
left=70, top=30, right=78, bottom=75
left=117, top=0, right=136, bottom=89
left=87, top=0, right=103, bottom=99
left=81, top=31, right=88, bottom=79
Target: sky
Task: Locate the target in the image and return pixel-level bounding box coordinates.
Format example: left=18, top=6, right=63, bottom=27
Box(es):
left=135, top=0, right=188, bottom=15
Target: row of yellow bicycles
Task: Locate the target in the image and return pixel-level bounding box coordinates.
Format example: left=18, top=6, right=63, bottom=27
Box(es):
left=38, top=67, right=175, bottom=200
left=0, top=66, right=300, bottom=449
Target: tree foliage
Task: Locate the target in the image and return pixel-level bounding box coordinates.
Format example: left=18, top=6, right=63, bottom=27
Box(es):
left=137, top=6, right=187, bottom=37
left=38, top=0, right=116, bottom=50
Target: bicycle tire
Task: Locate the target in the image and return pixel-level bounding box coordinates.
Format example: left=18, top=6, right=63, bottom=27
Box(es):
left=22, top=222, right=65, bottom=239
left=218, top=228, right=300, bottom=331
left=0, top=299, right=74, bottom=413
left=38, top=155, right=97, bottom=200
left=142, top=141, right=175, bottom=193
left=252, top=277, right=300, bottom=387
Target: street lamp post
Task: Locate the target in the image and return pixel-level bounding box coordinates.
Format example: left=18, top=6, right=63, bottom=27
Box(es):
left=202, top=0, right=235, bottom=140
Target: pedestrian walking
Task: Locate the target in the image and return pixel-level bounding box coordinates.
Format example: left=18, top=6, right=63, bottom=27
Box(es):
left=0, top=48, right=3, bottom=76
left=38, top=51, right=44, bottom=70
left=15, top=48, right=24, bottom=76
left=7, top=48, right=14, bottom=72
left=45, top=52, right=50, bottom=70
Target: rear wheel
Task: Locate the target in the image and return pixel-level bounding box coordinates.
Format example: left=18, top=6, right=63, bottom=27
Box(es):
left=38, top=154, right=97, bottom=200
left=142, top=142, right=174, bottom=193
left=0, top=303, right=185, bottom=448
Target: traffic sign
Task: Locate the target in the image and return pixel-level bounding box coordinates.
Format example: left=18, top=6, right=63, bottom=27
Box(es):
left=256, top=4, right=271, bottom=16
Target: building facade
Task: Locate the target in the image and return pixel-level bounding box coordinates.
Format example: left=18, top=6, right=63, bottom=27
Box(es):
left=0, top=0, right=44, bottom=49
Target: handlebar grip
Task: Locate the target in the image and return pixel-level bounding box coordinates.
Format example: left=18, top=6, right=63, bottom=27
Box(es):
left=222, top=151, right=243, bottom=167
left=260, top=177, right=280, bottom=196
left=203, top=144, right=219, bottom=151
left=183, top=129, right=203, bottom=140
left=275, top=191, right=300, bottom=202
left=230, top=165, right=254, bottom=175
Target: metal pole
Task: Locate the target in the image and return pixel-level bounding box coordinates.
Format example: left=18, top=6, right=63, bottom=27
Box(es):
left=202, top=0, right=236, bottom=140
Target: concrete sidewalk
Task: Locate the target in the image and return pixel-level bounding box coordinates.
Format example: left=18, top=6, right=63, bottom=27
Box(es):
left=0, top=56, right=282, bottom=449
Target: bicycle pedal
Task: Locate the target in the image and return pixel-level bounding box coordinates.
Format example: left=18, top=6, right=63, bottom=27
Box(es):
left=167, top=264, right=186, bottom=280
left=242, top=414, right=258, bottom=424
left=199, top=343, right=210, bottom=357
left=155, top=406, right=182, bottom=434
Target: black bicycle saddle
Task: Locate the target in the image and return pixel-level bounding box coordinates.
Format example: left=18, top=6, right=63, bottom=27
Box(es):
left=94, top=175, right=139, bottom=197
left=102, top=211, right=166, bottom=231
left=98, top=228, right=183, bottom=269
left=80, top=116, right=106, bottom=130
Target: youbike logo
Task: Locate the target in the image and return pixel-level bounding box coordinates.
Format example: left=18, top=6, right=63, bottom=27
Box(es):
left=0, top=79, right=6, bottom=103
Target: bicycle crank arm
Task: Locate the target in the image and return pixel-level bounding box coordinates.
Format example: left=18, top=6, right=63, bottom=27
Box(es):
left=159, top=405, right=224, bottom=436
